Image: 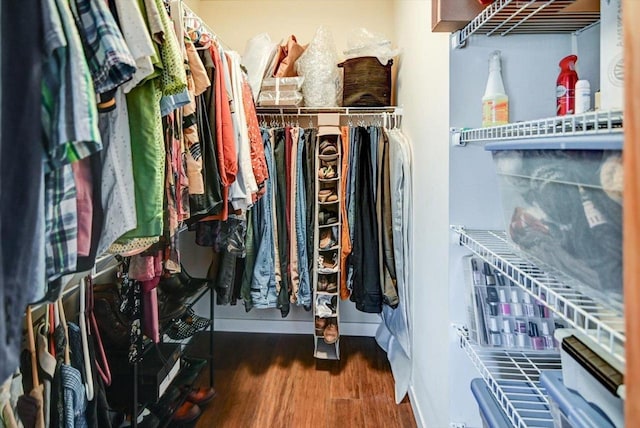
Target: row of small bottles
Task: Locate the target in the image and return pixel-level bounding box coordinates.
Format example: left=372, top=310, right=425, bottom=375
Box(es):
left=471, top=258, right=563, bottom=351
left=482, top=51, right=590, bottom=127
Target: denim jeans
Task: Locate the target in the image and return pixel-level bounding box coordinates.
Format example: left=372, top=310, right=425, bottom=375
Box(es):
left=250, top=129, right=278, bottom=309
left=295, top=129, right=311, bottom=308
left=273, top=128, right=290, bottom=316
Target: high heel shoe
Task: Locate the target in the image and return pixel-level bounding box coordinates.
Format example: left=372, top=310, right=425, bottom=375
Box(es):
left=318, top=189, right=338, bottom=203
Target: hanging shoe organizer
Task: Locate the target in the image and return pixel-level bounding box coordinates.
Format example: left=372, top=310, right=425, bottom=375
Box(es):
left=313, top=114, right=342, bottom=360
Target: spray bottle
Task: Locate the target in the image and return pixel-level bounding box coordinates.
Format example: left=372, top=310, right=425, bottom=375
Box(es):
left=482, top=51, right=509, bottom=127
left=556, top=55, right=579, bottom=115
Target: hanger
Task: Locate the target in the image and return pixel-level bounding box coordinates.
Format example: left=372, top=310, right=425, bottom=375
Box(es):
left=48, top=304, right=56, bottom=358
left=25, top=307, right=41, bottom=388
left=79, top=277, right=95, bottom=401
left=57, top=300, right=70, bottom=365
left=86, top=279, right=112, bottom=386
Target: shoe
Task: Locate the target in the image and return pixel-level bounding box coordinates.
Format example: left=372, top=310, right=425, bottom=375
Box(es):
left=172, top=401, right=201, bottom=423
left=318, top=211, right=338, bottom=226
left=326, top=280, right=338, bottom=293
left=158, top=293, right=187, bottom=324
left=186, top=387, right=216, bottom=406
left=319, top=139, right=338, bottom=156
left=319, top=229, right=335, bottom=249
left=317, top=276, right=328, bottom=292
left=318, top=189, right=338, bottom=203
left=318, top=166, right=335, bottom=179
left=175, top=357, right=208, bottom=386
left=315, top=317, right=327, bottom=336
left=318, top=253, right=338, bottom=273
left=323, top=321, right=339, bottom=344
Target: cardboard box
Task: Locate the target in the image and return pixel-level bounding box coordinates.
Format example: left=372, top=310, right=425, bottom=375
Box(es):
left=600, top=0, right=624, bottom=111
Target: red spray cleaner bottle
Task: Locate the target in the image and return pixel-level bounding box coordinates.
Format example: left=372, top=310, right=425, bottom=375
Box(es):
left=556, top=55, right=578, bottom=115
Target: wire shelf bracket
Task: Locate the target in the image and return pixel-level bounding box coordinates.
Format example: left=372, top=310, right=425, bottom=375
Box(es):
left=452, top=0, right=601, bottom=49
left=456, top=326, right=561, bottom=428
left=451, top=227, right=626, bottom=372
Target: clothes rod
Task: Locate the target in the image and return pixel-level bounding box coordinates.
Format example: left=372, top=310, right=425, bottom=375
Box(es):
left=255, top=107, right=403, bottom=116
left=180, top=1, right=231, bottom=51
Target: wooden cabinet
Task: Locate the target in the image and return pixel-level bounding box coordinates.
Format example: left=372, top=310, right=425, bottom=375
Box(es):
left=431, top=0, right=484, bottom=32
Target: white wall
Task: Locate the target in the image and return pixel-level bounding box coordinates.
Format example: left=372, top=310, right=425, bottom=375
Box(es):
left=393, top=1, right=451, bottom=427
left=197, top=0, right=395, bottom=55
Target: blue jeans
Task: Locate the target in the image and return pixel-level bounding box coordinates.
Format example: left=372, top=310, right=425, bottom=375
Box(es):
left=250, top=129, right=278, bottom=308
left=295, top=129, right=311, bottom=308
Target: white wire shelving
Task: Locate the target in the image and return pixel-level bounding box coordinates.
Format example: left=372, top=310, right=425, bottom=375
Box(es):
left=451, top=227, right=626, bottom=373
left=457, top=326, right=561, bottom=428
left=452, top=110, right=624, bottom=146
left=453, top=0, right=601, bottom=49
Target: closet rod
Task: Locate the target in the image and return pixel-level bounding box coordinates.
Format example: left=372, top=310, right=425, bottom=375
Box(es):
left=255, top=106, right=403, bottom=116
left=180, top=1, right=231, bottom=51
left=27, top=255, right=119, bottom=311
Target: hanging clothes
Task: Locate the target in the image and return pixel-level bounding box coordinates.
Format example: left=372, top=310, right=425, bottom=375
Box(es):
left=376, top=127, right=413, bottom=403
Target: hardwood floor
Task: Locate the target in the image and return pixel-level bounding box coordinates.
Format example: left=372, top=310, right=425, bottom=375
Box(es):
left=187, top=331, right=417, bottom=428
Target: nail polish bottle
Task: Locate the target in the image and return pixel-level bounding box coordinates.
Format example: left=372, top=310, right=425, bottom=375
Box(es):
left=539, top=293, right=551, bottom=318
left=516, top=332, right=527, bottom=348
left=498, top=288, right=511, bottom=315
left=522, top=293, right=536, bottom=317
left=486, top=287, right=499, bottom=316
left=488, top=317, right=501, bottom=346
left=495, top=270, right=506, bottom=286
left=515, top=319, right=527, bottom=334
left=541, top=321, right=555, bottom=350
left=511, top=289, right=523, bottom=317
left=529, top=322, right=544, bottom=350
left=502, top=319, right=514, bottom=348
left=483, top=262, right=496, bottom=286
left=471, top=259, right=482, bottom=286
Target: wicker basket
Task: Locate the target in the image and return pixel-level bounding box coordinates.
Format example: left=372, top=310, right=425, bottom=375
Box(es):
left=338, top=56, right=393, bottom=107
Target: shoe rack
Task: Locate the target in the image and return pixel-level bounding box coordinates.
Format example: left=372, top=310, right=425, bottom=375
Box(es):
left=313, top=114, right=342, bottom=360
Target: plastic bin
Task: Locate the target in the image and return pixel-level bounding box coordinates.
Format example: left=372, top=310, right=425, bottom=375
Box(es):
left=540, top=370, right=616, bottom=428
left=470, top=378, right=513, bottom=428
left=485, top=139, right=623, bottom=311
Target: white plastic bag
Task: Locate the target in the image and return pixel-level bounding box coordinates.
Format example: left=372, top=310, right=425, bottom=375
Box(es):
left=295, top=26, right=341, bottom=107
left=343, top=28, right=401, bottom=66
left=242, top=33, right=278, bottom=99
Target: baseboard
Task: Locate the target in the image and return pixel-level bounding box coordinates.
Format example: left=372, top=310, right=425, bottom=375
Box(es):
left=213, top=318, right=379, bottom=337
left=409, top=384, right=427, bottom=428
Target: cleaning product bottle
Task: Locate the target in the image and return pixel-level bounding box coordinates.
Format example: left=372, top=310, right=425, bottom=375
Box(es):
left=556, top=55, right=579, bottom=115
left=482, top=50, right=509, bottom=127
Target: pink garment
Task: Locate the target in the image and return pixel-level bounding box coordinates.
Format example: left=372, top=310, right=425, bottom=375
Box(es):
left=143, top=288, right=160, bottom=343
left=128, top=254, right=156, bottom=281
left=72, top=158, right=94, bottom=257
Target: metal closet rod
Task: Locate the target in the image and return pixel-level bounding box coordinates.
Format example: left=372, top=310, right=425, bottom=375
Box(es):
left=27, top=254, right=119, bottom=311
left=256, top=106, right=403, bottom=116
left=180, top=1, right=231, bottom=51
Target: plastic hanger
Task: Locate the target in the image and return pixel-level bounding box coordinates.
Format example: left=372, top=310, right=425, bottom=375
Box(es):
left=57, top=300, right=70, bottom=365
left=25, top=307, right=40, bottom=388
left=86, top=279, right=112, bottom=386
left=79, top=277, right=95, bottom=401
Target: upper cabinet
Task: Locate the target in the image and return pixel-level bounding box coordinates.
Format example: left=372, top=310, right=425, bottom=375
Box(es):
left=431, top=0, right=485, bottom=32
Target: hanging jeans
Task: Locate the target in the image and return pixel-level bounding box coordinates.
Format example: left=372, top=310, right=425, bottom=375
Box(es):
left=273, top=128, right=290, bottom=316
left=250, top=129, right=279, bottom=309
left=349, top=127, right=383, bottom=313
left=302, top=129, right=317, bottom=274
left=294, top=129, right=311, bottom=309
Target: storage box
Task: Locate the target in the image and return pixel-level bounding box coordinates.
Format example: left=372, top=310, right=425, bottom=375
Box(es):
left=470, top=378, right=513, bottom=428
left=540, top=370, right=616, bottom=428
left=465, top=256, right=562, bottom=351
left=486, top=141, right=623, bottom=311
left=338, top=56, right=392, bottom=107
left=600, top=0, right=623, bottom=111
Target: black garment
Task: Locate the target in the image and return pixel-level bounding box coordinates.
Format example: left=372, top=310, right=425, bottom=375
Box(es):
left=273, top=128, right=290, bottom=317
left=349, top=127, right=383, bottom=313
left=0, top=0, right=44, bottom=383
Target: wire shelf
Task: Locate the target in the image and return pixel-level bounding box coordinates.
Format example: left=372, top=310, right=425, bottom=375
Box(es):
left=455, top=110, right=623, bottom=145
left=457, top=327, right=560, bottom=427
left=451, top=227, right=626, bottom=371
left=453, top=0, right=601, bottom=48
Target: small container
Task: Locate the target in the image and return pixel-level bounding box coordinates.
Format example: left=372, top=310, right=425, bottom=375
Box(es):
left=575, top=79, right=591, bottom=114
left=338, top=57, right=392, bottom=107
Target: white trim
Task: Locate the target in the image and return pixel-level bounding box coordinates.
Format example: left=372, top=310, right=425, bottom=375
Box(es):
left=409, top=384, right=426, bottom=428
left=212, top=318, right=379, bottom=337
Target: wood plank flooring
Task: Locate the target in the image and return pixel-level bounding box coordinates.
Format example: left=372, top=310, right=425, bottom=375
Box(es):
left=187, top=331, right=416, bottom=428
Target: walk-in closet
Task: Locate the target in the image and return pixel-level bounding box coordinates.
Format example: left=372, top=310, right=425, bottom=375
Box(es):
left=1, top=0, right=638, bottom=427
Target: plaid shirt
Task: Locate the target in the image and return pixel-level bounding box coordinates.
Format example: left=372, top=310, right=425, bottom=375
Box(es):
left=71, top=0, right=137, bottom=94
left=45, top=165, right=78, bottom=282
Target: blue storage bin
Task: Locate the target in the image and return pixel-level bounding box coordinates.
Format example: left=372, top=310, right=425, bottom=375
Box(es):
left=539, top=370, right=616, bottom=428
left=471, top=378, right=513, bottom=428
left=485, top=139, right=623, bottom=311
